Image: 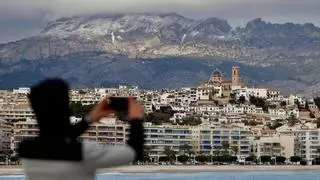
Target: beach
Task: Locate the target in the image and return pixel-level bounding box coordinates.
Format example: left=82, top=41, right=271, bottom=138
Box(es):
left=1, top=165, right=320, bottom=176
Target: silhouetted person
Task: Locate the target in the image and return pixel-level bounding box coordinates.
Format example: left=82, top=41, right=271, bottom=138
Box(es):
left=18, top=79, right=144, bottom=180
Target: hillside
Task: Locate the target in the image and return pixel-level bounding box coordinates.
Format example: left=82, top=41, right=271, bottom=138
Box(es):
left=1, top=13, right=320, bottom=95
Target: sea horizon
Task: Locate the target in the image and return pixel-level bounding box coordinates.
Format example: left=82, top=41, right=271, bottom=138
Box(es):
left=1, top=171, right=320, bottom=180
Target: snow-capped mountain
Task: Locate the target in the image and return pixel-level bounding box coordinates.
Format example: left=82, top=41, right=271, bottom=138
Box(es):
left=1, top=13, right=320, bottom=63
left=1, top=13, right=320, bottom=95
left=0, top=13, right=241, bottom=63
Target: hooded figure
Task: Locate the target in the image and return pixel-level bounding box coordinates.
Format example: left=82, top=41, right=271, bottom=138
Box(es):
left=18, top=79, right=144, bottom=180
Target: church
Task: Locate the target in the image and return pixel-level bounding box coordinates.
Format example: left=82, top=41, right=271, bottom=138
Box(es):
left=200, top=66, right=244, bottom=97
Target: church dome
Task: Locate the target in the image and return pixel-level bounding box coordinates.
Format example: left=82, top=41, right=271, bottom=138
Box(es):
left=212, top=69, right=222, bottom=77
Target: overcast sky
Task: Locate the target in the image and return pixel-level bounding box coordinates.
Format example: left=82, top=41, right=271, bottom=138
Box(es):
left=0, top=0, right=319, bottom=43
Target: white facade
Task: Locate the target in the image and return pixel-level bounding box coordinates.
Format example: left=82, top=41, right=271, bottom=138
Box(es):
left=213, top=86, right=223, bottom=98
left=247, top=88, right=268, bottom=98
left=13, top=88, right=30, bottom=95
left=267, top=89, right=280, bottom=100
left=278, top=129, right=320, bottom=164
left=172, top=112, right=187, bottom=123
left=196, top=88, right=210, bottom=100
left=288, top=94, right=305, bottom=106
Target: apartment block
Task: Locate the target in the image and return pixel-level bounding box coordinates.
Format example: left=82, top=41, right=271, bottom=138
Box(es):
left=253, top=136, right=283, bottom=157
left=278, top=129, right=320, bottom=164
left=0, top=104, right=34, bottom=122
left=193, top=126, right=250, bottom=161
left=13, top=119, right=39, bottom=151
left=140, top=123, right=193, bottom=161
left=12, top=118, right=127, bottom=152
left=0, top=123, right=13, bottom=157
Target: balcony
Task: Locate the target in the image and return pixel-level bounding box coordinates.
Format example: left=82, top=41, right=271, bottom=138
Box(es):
left=98, top=127, right=116, bottom=131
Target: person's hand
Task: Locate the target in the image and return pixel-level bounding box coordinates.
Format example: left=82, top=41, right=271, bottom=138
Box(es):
left=88, top=99, right=113, bottom=123
left=128, top=98, right=145, bottom=120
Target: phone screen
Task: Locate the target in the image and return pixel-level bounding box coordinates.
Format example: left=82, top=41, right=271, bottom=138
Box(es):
left=108, top=97, right=129, bottom=112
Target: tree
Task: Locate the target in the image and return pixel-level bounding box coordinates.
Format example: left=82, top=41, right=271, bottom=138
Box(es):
left=213, top=150, right=221, bottom=156
left=70, top=102, right=95, bottom=118
left=249, top=96, right=268, bottom=112
left=231, top=146, right=239, bottom=156
left=244, top=120, right=259, bottom=126
left=229, top=99, right=236, bottom=104
left=268, top=120, right=283, bottom=130
left=290, top=156, right=301, bottom=164
left=159, top=106, right=175, bottom=117
left=179, top=117, right=202, bottom=126
left=146, top=112, right=172, bottom=125
left=245, top=155, right=256, bottom=162
left=195, top=155, right=210, bottom=163
left=260, top=156, right=272, bottom=163
left=317, top=148, right=320, bottom=157
left=294, top=100, right=303, bottom=111
left=275, top=156, right=286, bottom=164
left=159, top=156, right=170, bottom=162
left=313, top=157, right=320, bottom=165
left=238, top=96, right=246, bottom=104
left=300, top=159, right=308, bottom=165
left=179, top=144, right=192, bottom=154
left=310, top=112, right=316, bottom=118
left=177, top=154, right=189, bottom=163
left=305, top=101, right=310, bottom=111
left=143, top=146, right=152, bottom=162
left=10, top=156, right=19, bottom=165
left=268, top=123, right=282, bottom=130
left=287, top=115, right=299, bottom=127
left=163, top=146, right=176, bottom=162
left=230, top=93, right=236, bottom=99
left=268, top=104, right=277, bottom=109
left=221, top=141, right=230, bottom=155
left=280, top=101, right=287, bottom=107
left=229, top=156, right=238, bottom=162
left=214, top=155, right=237, bottom=163
left=316, top=118, right=320, bottom=128
left=314, top=97, right=320, bottom=109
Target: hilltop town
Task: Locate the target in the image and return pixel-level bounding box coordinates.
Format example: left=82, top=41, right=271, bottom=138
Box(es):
left=1, top=66, right=320, bottom=165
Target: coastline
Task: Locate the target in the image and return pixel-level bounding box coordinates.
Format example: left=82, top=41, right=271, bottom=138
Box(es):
left=1, top=165, right=320, bottom=176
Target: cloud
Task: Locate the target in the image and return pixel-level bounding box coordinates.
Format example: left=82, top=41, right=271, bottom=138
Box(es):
left=1, top=0, right=316, bottom=19
left=0, top=0, right=320, bottom=43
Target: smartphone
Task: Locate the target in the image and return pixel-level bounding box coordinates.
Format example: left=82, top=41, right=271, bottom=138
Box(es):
left=108, top=97, right=129, bottom=113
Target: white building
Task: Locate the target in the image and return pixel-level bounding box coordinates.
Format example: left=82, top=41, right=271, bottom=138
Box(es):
left=172, top=112, right=187, bottom=123
left=288, top=94, right=305, bottom=107
left=252, top=135, right=295, bottom=160
left=193, top=126, right=251, bottom=161
left=13, top=88, right=30, bottom=95
left=196, top=88, right=210, bottom=101
left=268, top=108, right=287, bottom=118
left=277, top=128, right=320, bottom=164
left=247, top=88, right=268, bottom=99
left=212, top=86, right=223, bottom=98
left=267, top=89, right=281, bottom=100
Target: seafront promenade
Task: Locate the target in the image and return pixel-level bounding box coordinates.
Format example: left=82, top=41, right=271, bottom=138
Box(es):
left=1, top=165, right=320, bottom=175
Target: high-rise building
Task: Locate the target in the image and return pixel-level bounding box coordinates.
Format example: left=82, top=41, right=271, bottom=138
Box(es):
left=278, top=129, right=320, bottom=164
left=138, top=123, right=193, bottom=162
left=0, top=104, right=34, bottom=122
left=12, top=120, right=252, bottom=163
left=0, top=123, right=13, bottom=157
left=193, top=126, right=250, bottom=161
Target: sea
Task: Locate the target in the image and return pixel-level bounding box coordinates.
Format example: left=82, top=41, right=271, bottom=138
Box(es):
left=1, top=172, right=320, bottom=180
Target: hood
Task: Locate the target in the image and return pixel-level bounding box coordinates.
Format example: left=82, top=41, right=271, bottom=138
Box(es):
left=29, top=78, right=71, bottom=139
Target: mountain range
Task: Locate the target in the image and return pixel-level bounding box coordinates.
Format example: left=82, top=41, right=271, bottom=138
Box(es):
left=1, top=13, right=320, bottom=96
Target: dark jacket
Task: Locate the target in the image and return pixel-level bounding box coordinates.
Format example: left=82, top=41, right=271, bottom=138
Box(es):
left=17, top=79, right=144, bottom=180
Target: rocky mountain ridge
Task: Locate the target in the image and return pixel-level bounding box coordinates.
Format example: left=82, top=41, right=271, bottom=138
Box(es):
left=1, top=13, right=320, bottom=96
left=1, top=13, right=320, bottom=64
